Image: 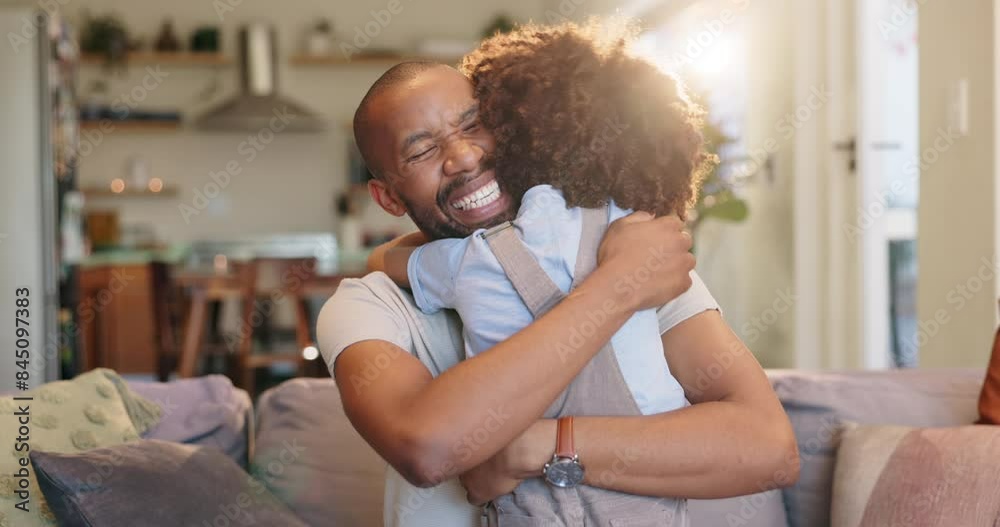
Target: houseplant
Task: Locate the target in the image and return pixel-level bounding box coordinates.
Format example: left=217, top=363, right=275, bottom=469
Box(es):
left=689, top=115, right=750, bottom=236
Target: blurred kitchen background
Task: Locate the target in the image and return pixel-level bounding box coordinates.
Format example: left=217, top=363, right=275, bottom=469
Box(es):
left=2, top=0, right=995, bottom=397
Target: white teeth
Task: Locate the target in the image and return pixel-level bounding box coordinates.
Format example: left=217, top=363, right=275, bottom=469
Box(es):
left=451, top=180, right=501, bottom=211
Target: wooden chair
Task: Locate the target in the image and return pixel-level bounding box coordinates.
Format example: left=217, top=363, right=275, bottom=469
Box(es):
left=176, top=256, right=353, bottom=394
left=234, top=257, right=317, bottom=395
left=150, top=261, right=180, bottom=382
left=176, top=260, right=258, bottom=385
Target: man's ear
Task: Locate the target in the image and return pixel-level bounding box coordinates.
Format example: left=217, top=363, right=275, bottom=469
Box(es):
left=368, top=179, right=407, bottom=217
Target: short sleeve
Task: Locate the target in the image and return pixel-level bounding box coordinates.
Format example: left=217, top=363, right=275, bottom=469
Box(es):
left=656, top=270, right=721, bottom=334
left=316, top=277, right=413, bottom=375
left=407, top=237, right=469, bottom=314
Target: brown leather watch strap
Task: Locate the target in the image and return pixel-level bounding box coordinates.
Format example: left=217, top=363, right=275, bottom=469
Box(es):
left=555, top=416, right=575, bottom=458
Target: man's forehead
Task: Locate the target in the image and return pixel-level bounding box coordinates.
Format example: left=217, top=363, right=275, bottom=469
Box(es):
left=376, top=70, right=476, bottom=132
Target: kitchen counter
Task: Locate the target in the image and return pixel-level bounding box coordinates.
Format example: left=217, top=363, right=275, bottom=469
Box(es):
left=80, top=244, right=191, bottom=268
left=76, top=235, right=371, bottom=375
left=81, top=244, right=371, bottom=275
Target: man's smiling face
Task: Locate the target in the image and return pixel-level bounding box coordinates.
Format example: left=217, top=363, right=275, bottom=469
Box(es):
left=363, top=66, right=516, bottom=240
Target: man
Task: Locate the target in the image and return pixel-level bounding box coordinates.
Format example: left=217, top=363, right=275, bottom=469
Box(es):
left=317, top=62, right=798, bottom=526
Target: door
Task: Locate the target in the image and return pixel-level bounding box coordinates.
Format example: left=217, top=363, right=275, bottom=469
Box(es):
left=794, top=0, right=919, bottom=369
left=857, top=0, right=920, bottom=368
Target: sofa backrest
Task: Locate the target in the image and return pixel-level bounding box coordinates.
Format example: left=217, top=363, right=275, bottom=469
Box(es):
left=254, top=378, right=386, bottom=526
left=769, top=368, right=984, bottom=527
left=250, top=369, right=986, bottom=527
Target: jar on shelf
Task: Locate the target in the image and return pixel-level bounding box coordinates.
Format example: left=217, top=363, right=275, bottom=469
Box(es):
left=305, top=19, right=333, bottom=56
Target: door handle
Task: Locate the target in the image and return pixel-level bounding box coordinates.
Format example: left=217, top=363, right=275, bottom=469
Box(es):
left=832, top=138, right=856, bottom=173
left=870, top=141, right=903, bottom=150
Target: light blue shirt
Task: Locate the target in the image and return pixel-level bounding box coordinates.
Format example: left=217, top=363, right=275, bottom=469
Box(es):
left=407, top=185, right=719, bottom=415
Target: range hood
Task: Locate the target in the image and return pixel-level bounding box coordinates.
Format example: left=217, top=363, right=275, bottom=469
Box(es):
left=197, top=24, right=324, bottom=133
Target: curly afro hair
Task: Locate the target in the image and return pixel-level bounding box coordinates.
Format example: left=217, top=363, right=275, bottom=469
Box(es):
left=461, top=20, right=716, bottom=219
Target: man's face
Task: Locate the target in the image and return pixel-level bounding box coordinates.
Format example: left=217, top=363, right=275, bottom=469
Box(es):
left=365, top=67, right=515, bottom=239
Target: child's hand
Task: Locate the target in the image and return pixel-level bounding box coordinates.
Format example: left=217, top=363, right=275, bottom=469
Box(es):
left=597, top=212, right=695, bottom=312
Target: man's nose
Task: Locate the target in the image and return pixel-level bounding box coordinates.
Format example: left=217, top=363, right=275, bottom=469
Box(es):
left=442, top=138, right=482, bottom=177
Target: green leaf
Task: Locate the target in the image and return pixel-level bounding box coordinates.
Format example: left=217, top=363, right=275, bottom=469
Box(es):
left=700, top=198, right=749, bottom=223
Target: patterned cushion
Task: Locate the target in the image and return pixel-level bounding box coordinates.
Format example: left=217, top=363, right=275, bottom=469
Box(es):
left=832, top=424, right=1000, bottom=527
left=0, top=368, right=161, bottom=527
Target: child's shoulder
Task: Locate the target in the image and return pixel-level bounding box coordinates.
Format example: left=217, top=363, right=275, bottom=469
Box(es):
left=517, top=184, right=568, bottom=211
left=512, top=184, right=573, bottom=225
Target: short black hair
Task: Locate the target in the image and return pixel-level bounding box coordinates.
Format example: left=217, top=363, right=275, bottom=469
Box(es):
left=353, top=61, right=445, bottom=179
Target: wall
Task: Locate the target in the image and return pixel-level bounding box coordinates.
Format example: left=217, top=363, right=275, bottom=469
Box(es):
left=575, top=0, right=799, bottom=368
left=61, top=0, right=546, bottom=243
left=916, top=0, right=999, bottom=367
left=729, top=0, right=797, bottom=368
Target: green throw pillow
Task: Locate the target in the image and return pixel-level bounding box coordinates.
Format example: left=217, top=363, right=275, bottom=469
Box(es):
left=0, top=368, right=161, bottom=526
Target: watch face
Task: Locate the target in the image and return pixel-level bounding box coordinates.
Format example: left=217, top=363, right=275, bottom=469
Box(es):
left=544, top=458, right=585, bottom=488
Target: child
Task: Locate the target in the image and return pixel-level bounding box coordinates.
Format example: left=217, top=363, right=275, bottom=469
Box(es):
left=370, top=20, right=716, bottom=526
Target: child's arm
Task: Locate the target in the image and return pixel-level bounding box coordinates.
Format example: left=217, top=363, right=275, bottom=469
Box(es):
left=367, top=231, right=428, bottom=287
left=381, top=246, right=416, bottom=287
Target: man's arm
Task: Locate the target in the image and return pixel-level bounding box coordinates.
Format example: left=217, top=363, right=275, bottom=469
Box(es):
left=463, top=310, right=798, bottom=503
left=332, top=214, right=695, bottom=488
left=573, top=310, right=797, bottom=498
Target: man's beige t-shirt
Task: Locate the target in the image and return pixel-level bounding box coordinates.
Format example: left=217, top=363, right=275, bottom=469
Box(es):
left=317, top=271, right=718, bottom=527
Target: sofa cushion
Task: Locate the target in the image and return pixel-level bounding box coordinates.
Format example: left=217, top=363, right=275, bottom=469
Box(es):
left=767, top=369, right=983, bottom=527
left=30, top=439, right=307, bottom=527
left=129, top=375, right=253, bottom=469
left=254, top=378, right=386, bottom=526
left=0, top=368, right=161, bottom=527
left=831, top=423, right=1000, bottom=527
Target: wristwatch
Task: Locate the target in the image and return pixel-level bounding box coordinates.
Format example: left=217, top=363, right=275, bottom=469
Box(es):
left=542, top=417, right=585, bottom=488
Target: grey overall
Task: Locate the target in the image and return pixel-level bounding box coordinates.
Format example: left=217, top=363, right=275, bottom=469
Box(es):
left=481, top=205, right=687, bottom=527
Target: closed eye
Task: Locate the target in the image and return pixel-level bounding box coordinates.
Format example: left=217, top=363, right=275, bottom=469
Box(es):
left=463, top=121, right=480, bottom=132
left=407, top=146, right=436, bottom=162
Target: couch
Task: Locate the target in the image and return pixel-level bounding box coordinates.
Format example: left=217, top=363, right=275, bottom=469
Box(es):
left=127, top=368, right=984, bottom=526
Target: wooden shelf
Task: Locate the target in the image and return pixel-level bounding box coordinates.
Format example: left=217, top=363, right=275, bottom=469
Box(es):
left=81, top=120, right=181, bottom=133
left=81, top=186, right=179, bottom=198
left=289, top=54, right=462, bottom=67
left=80, top=52, right=231, bottom=67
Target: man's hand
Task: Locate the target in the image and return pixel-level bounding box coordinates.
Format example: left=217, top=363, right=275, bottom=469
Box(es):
left=459, top=463, right=521, bottom=506
left=459, top=420, right=556, bottom=505
left=597, top=212, right=695, bottom=312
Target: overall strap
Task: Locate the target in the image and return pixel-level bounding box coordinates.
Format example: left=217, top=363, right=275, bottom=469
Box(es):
left=481, top=222, right=565, bottom=319
left=571, top=204, right=610, bottom=286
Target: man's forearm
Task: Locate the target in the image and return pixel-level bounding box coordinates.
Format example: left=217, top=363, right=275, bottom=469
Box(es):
left=518, top=402, right=798, bottom=499
left=401, top=266, right=638, bottom=477
left=337, top=214, right=696, bottom=487
left=339, top=264, right=642, bottom=486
